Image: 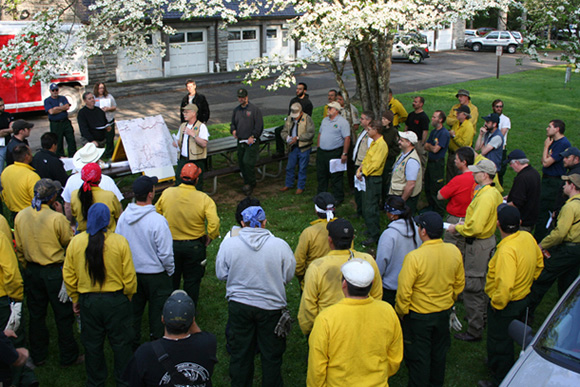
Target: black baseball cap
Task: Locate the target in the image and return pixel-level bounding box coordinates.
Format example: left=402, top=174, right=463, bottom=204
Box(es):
left=414, top=211, right=443, bottom=238
left=327, top=218, right=354, bottom=244
left=162, top=290, right=195, bottom=331
left=482, top=113, right=500, bottom=124
left=133, top=175, right=158, bottom=196
left=497, top=204, right=520, bottom=233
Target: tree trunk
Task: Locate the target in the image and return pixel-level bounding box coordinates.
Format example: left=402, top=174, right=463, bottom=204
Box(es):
left=329, top=56, right=353, bottom=126
left=358, top=41, right=380, bottom=114
left=350, top=45, right=368, bottom=109
left=376, top=34, right=394, bottom=114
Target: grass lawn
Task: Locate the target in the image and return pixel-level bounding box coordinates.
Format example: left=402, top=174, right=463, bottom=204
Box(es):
left=32, top=65, right=579, bottom=386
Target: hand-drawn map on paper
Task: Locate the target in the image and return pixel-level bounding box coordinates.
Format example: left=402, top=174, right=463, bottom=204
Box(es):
left=116, top=115, right=177, bottom=173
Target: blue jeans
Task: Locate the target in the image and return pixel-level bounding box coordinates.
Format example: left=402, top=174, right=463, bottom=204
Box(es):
left=285, top=146, right=311, bottom=189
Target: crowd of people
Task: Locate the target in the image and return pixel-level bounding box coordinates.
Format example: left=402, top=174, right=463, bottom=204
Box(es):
left=0, top=78, right=577, bottom=387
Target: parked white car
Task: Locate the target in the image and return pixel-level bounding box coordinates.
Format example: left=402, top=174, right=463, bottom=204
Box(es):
left=501, top=275, right=580, bottom=386
left=392, top=33, right=430, bottom=64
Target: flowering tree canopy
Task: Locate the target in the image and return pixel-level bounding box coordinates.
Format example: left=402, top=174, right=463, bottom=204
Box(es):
left=0, top=0, right=512, bottom=117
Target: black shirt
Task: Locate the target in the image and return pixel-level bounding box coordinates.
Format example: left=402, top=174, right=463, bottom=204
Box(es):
left=230, top=102, right=263, bottom=140
left=288, top=94, right=313, bottom=117
left=0, top=331, right=18, bottom=384
left=32, top=149, right=69, bottom=186
left=77, top=106, right=108, bottom=142
left=406, top=111, right=429, bottom=142
left=507, top=165, right=541, bottom=227
left=0, top=111, right=14, bottom=143
left=6, top=137, right=29, bottom=166
left=180, top=93, right=210, bottom=123
left=124, top=332, right=217, bottom=387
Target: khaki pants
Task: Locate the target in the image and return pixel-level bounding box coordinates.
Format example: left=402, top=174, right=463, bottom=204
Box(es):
left=444, top=215, right=466, bottom=258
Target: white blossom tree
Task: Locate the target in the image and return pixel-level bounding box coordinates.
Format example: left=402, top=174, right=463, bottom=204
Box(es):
left=0, top=0, right=512, bottom=118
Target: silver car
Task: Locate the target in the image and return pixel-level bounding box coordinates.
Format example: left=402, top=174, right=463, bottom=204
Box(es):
left=465, top=31, right=523, bottom=54
left=501, top=275, right=580, bottom=386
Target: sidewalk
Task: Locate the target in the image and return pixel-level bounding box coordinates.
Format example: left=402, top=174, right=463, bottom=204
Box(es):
left=107, top=63, right=334, bottom=98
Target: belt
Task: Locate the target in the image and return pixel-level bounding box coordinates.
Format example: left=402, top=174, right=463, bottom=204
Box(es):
left=27, top=261, right=63, bottom=268
left=174, top=237, right=204, bottom=243
left=82, top=290, right=123, bottom=297
left=49, top=118, right=68, bottom=123
left=542, top=174, right=561, bottom=179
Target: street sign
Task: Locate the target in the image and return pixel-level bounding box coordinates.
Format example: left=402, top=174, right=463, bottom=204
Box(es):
left=496, top=46, right=503, bottom=56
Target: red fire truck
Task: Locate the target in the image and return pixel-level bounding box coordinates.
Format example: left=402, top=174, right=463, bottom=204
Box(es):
left=0, top=21, right=87, bottom=115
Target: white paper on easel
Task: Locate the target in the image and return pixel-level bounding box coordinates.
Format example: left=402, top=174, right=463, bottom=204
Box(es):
left=329, top=159, right=347, bottom=173
left=354, top=176, right=366, bottom=192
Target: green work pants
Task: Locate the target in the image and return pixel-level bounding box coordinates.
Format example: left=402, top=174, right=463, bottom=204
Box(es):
left=528, top=243, right=580, bottom=313
left=227, top=301, right=285, bottom=387
left=172, top=239, right=206, bottom=306
left=237, top=140, right=260, bottom=187
left=316, top=147, right=344, bottom=202
left=425, top=158, right=446, bottom=216
left=402, top=309, right=451, bottom=387
left=382, top=157, right=396, bottom=206
left=175, top=157, right=207, bottom=191
left=79, top=292, right=132, bottom=387
left=363, top=175, right=383, bottom=241
left=487, top=299, right=528, bottom=386
left=407, top=195, right=419, bottom=216
left=382, top=288, right=396, bottom=307
left=131, top=272, right=173, bottom=350
left=534, top=176, right=563, bottom=242
left=103, top=123, right=116, bottom=159
left=0, top=296, right=38, bottom=386
left=24, top=263, right=79, bottom=365
left=49, top=119, right=77, bottom=158
left=274, top=125, right=285, bottom=155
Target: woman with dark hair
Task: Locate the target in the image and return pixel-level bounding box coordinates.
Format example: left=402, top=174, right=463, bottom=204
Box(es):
left=70, top=162, right=122, bottom=232
left=376, top=196, right=422, bottom=305
left=63, top=203, right=137, bottom=387
left=93, top=83, right=117, bottom=159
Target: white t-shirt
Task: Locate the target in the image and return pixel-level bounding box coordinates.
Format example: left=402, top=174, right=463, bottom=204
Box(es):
left=179, top=123, right=209, bottom=158
left=499, top=114, right=511, bottom=149
left=61, top=172, right=124, bottom=203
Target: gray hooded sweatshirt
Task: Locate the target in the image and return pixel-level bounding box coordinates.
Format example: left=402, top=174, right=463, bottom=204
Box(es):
left=216, top=227, right=295, bottom=310
left=376, top=219, right=422, bottom=290
left=116, top=203, right=174, bottom=276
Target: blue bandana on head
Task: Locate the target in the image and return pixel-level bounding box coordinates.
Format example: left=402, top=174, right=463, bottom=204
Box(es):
left=86, top=203, right=111, bottom=236
left=384, top=204, right=405, bottom=216
left=241, top=206, right=266, bottom=228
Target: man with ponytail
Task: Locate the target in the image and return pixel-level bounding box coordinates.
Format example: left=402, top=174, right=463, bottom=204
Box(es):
left=64, top=203, right=137, bottom=387
left=14, top=179, right=81, bottom=367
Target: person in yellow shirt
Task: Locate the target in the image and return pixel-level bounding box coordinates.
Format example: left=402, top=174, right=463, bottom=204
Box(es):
left=447, top=105, right=475, bottom=182
left=528, top=173, right=580, bottom=313
left=156, top=162, right=220, bottom=306
left=480, top=205, right=543, bottom=387
left=70, top=162, right=122, bottom=232
left=388, top=89, right=408, bottom=128
left=357, top=120, right=388, bottom=246
left=14, top=179, right=81, bottom=367
left=308, top=259, right=403, bottom=387
left=322, top=89, right=338, bottom=118
left=0, top=144, right=40, bottom=218
left=446, top=88, right=479, bottom=128
left=63, top=203, right=137, bottom=387
left=294, top=192, right=336, bottom=289
left=298, top=218, right=383, bottom=335
left=448, top=159, right=503, bottom=342
left=396, top=211, right=464, bottom=387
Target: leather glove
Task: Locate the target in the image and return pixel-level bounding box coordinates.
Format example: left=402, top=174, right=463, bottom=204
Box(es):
left=274, top=308, right=293, bottom=338
left=5, top=301, right=22, bottom=332
left=58, top=281, right=70, bottom=303
left=449, top=306, right=463, bottom=332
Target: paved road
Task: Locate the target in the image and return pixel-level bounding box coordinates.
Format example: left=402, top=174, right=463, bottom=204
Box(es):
left=23, top=50, right=559, bottom=149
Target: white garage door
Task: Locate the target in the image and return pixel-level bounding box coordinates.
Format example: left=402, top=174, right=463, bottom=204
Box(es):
left=227, top=28, right=260, bottom=71
left=117, top=33, right=163, bottom=82
left=168, top=29, right=208, bottom=76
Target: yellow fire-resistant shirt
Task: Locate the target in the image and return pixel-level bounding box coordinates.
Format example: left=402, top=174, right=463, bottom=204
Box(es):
left=14, top=204, right=73, bottom=267
left=455, top=184, right=503, bottom=239
left=389, top=98, right=408, bottom=127
left=395, top=239, right=464, bottom=316
left=0, top=232, right=23, bottom=301
left=448, top=119, right=475, bottom=152
left=307, top=297, right=403, bottom=387
left=63, top=231, right=137, bottom=303
left=1, top=162, right=40, bottom=213
left=70, top=187, right=122, bottom=232
left=156, top=184, right=220, bottom=241
left=485, top=231, right=544, bottom=310
left=294, top=218, right=335, bottom=289
left=541, top=194, right=580, bottom=249
left=361, top=136, right=389, bottom=177
left=298, top=249, right=383, bottom=335
left=446, top=102, right=479, bottom=128
left=0, top=216, right=12, bottom=242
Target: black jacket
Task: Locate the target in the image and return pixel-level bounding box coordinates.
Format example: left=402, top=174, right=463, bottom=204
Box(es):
left=32, top=149, right=69, bottom=186
left=180, top=93, right=210, bottom=123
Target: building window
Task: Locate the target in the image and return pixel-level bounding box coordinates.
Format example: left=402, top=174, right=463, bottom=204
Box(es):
left=243, top=30, right=256, bottom=40
left=144, top=34, right=153, bottom=45
left=228, top=31, right=241, bottom=41
left=169, top=33, right=185, bottom=44
left=187, top=32, right=204, bottom=42
left=282, top=30, right=288, bottom=47
left=266, top=29, right=277, bottom=39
